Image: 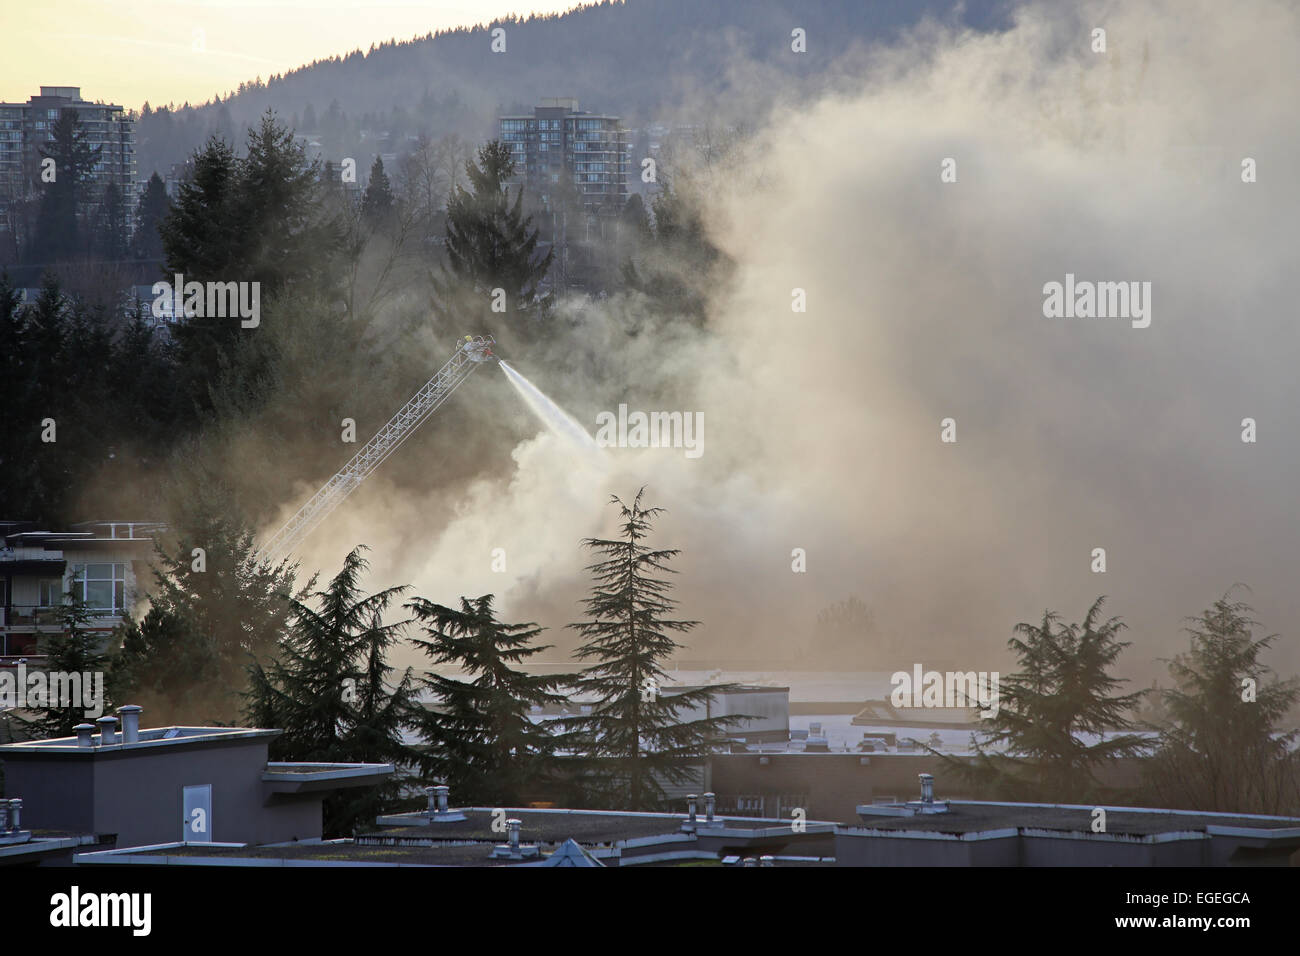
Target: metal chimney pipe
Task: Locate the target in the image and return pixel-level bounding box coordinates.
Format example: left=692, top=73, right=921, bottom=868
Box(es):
left=919, top=773, right=934, bottom=804
left=0, top=801, right=8, bottom=834
left=687, top=794, right=698, bottom=825
left=8, top=798, right=20, bottom=831
left=507, top=818, right=522, bottom=854
left=74, top=723, right=94, bottom=748
left=118, top=704, right=142, bottom=743
left=96, top=716, right=118, bottom=745
left=435, top=785, right=450, bottom=814
left=704, top=792, right=716, bottom=823
left=425, top=786, right=437, bottom=819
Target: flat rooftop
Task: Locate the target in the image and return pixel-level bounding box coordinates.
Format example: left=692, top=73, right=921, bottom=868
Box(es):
left=76, top=806, right=825, bottom=867
left=851, top=801, right=1300, bottom=836
left=366, top=808, right=688, bottom=845
left=100, top=840, right=533, bottom=867
left=0, top=727, right=279, bottom=755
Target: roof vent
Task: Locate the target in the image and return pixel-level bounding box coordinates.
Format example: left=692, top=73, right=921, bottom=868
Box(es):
left=96, top=715, right=118, bottom=746
left=905, top=773, right=949, bottom=815
left=425, top=785, right=466, bottom=823
left=491, top=818, right=539, bottom=860
left=74, top=723, right=94, bottom=748
left=0, top=798, right=27, bottom=845
left=119, top=704, right=142, bottom=743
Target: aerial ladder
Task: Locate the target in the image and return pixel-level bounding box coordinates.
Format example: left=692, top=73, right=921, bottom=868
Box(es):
left=258, top=334, right=498, bottom=564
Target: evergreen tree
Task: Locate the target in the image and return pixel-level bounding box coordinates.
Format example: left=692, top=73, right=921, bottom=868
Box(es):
left=107, top=301, right=177, bottom=452
left=620, top=192, right=651, bottom=241
left=236, top=110, right=342, bottom=298
left=94, top=182, right=129, bottom=261
left=26, top=110, right=102, bottom=264
left=159, top=135, right=241, bottom=281
left=0, top=275, right=111, bottom=524
left=112, top=474, right=297, bottom=724
left=0, top=272, right=180, bottom=525
left=0, top=273, right=44, bottom=519
left=361, top=155, right=395, bottom=230
left=131, top=172, right=171, bottom=261
left=946, top=597, right=1151, bottom=802
left=245, top=546, right=421, bottom=836
left=110, top=604, right=212, bottom=727
left=565, top=489, right=743, bottom=810
left=157, top=136, right=245, bottom=422
left=24, top=582, right=111, bottom=740
left=434, top=140, right=553, bottom=336
left=1145, top=588, right=1300, bottom=814
left=621, top=176, right=724, bottom=323
left=406, top=594, right=571, bottom=806
left=161, top=114, right=345, bottom=421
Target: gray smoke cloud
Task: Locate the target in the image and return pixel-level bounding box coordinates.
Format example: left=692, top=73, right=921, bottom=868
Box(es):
left=287, top=0, right=1300, bottom=683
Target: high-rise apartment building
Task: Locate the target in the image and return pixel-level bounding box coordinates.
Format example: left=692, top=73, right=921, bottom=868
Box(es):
left=499, top=98, right=628, bottom=212
left=0, top=87, right=137, bottom=242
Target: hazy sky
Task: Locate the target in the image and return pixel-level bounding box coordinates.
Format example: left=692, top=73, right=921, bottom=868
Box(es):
left=1, top=0, right=583, bottom=110
left=274, top=0, right=1300, bottom=683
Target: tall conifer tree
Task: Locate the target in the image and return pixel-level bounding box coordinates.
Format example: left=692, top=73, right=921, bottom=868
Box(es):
left=1145, top=588, right=1300, bottom=813
left=245, top=546, right=420, bottom=835
left=433, top=140, right=552, bottom=334
left=566, top=489, right=742, bottom=810
left=407, top=594, right=570, bottom=806
left=947, top=597, right=1150, bottom=801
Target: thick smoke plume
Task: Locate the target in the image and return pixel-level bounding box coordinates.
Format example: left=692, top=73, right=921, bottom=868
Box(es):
left=287, top=0, right=1300, bottom=681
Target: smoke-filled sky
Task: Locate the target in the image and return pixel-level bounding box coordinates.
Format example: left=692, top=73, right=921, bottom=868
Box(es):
left=1, top=1, right=585, bottom=109
left=287, top=0, right=1299, bottom=684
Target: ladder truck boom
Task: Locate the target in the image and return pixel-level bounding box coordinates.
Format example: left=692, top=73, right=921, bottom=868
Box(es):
left=258, top=334, right=497, bottom=563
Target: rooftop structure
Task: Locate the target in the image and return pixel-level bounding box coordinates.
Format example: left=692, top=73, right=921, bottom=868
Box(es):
left=838, top=775, right=1300, bottom=866
left=74, top=788, right=839, bottom=868
left=0, top=707, right=392, bottom=853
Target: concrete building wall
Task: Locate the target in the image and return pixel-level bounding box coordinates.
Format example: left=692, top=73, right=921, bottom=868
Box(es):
left=837, top=830, right=1228, bottom=866
left=3, top=738, right=325, bottom=848
left=4, top=756, right=96, bottom=833
left=834, top=832, right=1013, bottom=866
left=1019, top=834, right=1209, bottom=866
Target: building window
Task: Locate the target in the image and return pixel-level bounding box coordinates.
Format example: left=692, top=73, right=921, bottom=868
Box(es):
left=38, top=579, right=63, bottom=607
left=71, top=563, right=126, bottom=613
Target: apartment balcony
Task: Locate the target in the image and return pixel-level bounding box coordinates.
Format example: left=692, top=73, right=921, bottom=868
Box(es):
left=0, top=605, right=66, bottom=630
left=0, top=604, right=124, bottom=658
left=0, top=605, right=122, bottom=633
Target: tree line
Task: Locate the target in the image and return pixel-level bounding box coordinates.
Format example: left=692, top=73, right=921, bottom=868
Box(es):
left=5, top=489, right=741, bottom=835
left=1, top=107, right=723, bottom=536
left=943, top=588, right=1300, bottom=817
